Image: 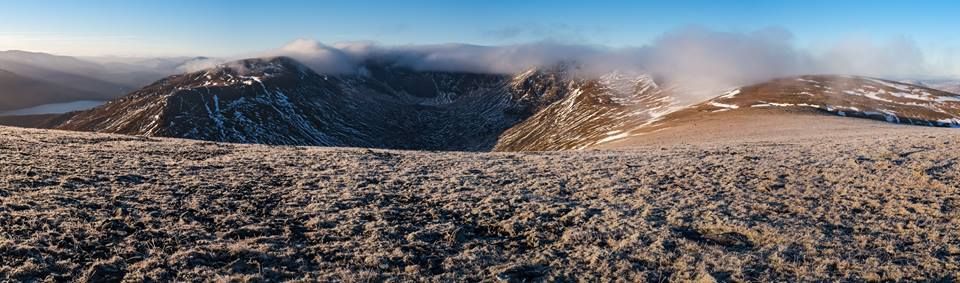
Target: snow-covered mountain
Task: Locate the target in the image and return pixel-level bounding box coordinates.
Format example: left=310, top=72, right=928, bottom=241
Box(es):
left=55, top=57, right=510, bottom=150
left=28, top=56, right=960, bottom=151
left=44, top=57, right=679, bottom=151
left=493, top=70, right=681, bottom=151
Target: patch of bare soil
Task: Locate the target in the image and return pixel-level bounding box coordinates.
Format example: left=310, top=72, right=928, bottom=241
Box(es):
left=1, top=125, right=959, bottom=281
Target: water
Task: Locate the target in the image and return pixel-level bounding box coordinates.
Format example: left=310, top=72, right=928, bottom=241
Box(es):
left=0, top=100, right=105, bottom=116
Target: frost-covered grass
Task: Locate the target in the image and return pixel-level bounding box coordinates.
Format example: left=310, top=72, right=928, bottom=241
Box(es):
left=1, top=125, right=959, bottom=281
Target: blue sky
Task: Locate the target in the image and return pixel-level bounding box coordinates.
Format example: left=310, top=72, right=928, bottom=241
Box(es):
left=0, top=0, right=958, bottom=57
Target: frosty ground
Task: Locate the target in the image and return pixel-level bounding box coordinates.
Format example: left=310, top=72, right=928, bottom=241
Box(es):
left=1, top=124, right=959, bottom=282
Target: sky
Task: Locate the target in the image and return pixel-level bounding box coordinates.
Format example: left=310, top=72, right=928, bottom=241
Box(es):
left=1, top=0, right=959, bottom=58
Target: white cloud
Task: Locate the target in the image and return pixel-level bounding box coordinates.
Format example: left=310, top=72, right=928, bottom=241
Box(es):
left=181, top=26, right=960, bottom=93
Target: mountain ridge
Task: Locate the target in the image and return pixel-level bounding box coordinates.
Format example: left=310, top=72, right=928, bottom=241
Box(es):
left=41, top=56, right=680, bottom=151
left=6, top=56, right=959, bottom=151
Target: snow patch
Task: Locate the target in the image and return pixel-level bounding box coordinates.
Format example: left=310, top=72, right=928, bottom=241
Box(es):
left=708, top=101, right=739, bottom=109
left=718, top=88, right=741, bottom=99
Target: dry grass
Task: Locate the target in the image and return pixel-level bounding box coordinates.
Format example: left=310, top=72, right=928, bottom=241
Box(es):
left=1, top=125, right=959, bottom=282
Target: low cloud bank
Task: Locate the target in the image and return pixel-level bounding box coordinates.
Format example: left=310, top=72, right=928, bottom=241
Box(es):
left=182, top=26, right=957, bottom=93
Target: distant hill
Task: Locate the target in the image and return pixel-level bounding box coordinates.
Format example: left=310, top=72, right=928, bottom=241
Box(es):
left=0, top=50, right=199, bottom=111
left=0, top=68, right=107, bottom=111
left=902, top=79, right=960, bottom=94
left=695, top=75, right=960, bottom=127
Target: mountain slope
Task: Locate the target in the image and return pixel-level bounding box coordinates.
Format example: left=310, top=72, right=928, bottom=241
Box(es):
left=54, top=57, right=526, bottom=150
left=38, top=57, right=960, bottom=152
left=49, top=57, right=679, bottom=151
left=493, top=71, right=679, bottom=151
left=697, top=75, right=960, bottom=126
left=593, top=75, right=960, bottom=148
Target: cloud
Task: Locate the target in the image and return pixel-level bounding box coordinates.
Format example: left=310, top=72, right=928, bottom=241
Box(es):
left=176, top=58, right=226, bottom=73
left=268, top=26, right=816, bottom=93
left=812, top=36, right=930, bottom=78
left=272, top=39, right=358, bottom=73
left=182, top=26, right=959, bottom=96
left=612, top=26, right=812, bottom=90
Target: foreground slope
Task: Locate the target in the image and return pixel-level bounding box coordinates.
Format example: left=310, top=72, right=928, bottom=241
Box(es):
left=2, top=125, right=958, bottom=281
